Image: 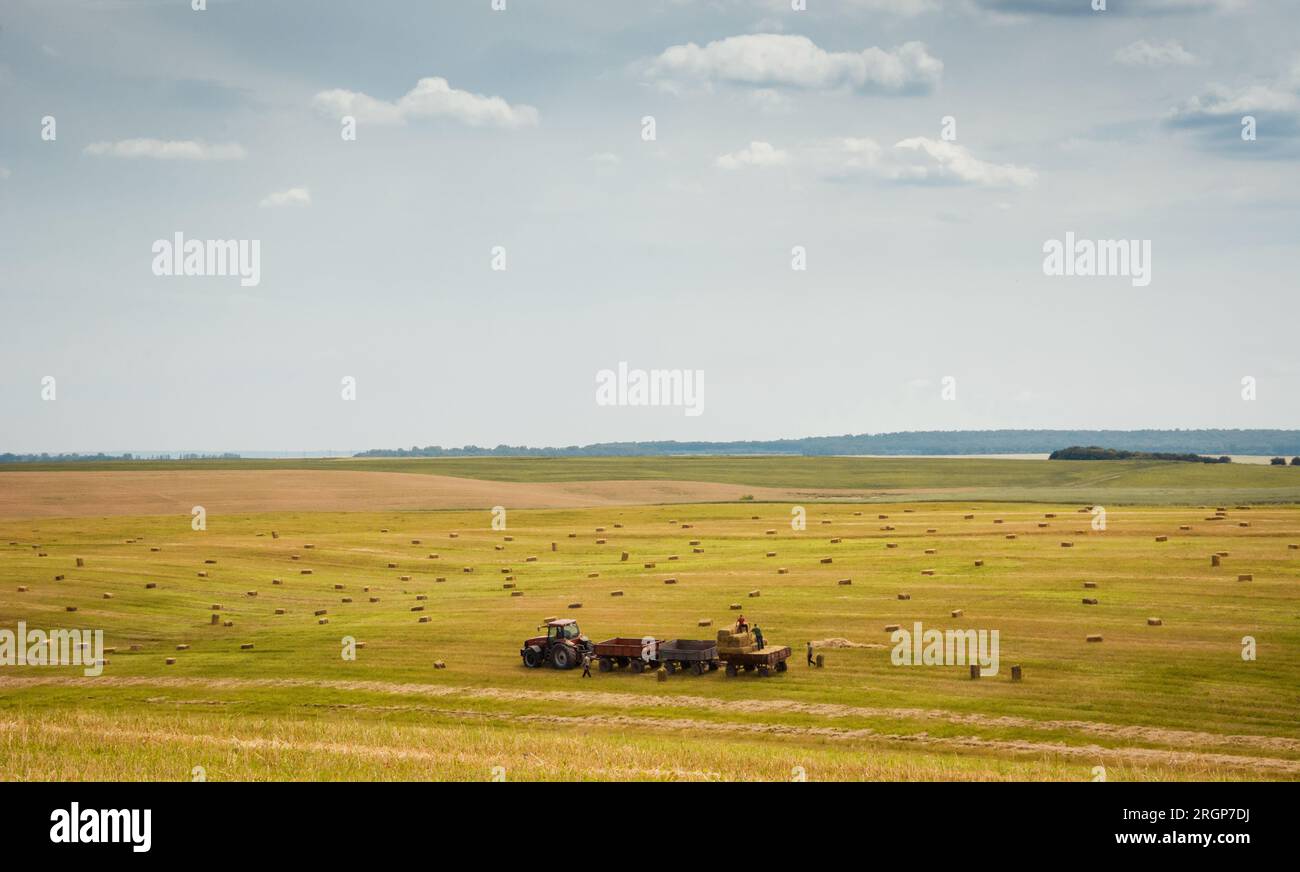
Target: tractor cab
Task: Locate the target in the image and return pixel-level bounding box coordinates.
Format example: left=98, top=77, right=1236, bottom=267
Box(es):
left=546, top=619, right=583, bottom=642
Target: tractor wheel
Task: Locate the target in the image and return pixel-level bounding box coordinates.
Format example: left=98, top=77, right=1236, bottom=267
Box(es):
left=725, top=663, right=738, bottom=677
left=691, top=661, right=704, bottom=676
left=522, top=647, right=542, bottom=668
left=598, top=657, right=612, bottom=672
left=775, top=660, right=788, bottom=673
left=551, top=644, right=576, bottom=670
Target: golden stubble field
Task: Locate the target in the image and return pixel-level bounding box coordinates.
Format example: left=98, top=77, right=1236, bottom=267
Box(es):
left=1, top=495, right=1298, bottom=781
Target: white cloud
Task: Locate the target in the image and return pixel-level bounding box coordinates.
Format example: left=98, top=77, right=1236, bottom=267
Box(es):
left=0, top=167, right=10, bottom=180
left=973, top=0, right=1239, bottom=15
left=845, top=0, right=937, bottom=14
left=644, top=34, right=943, bottom=95
left=890, top=137, right=1038, bottom=187
left=715, top=141, right=790, bottom=170
left=1168, top=61, right=1300, bottom=121
left=1115, top=39, right=1196, bottom=67
left=736, top=136, right=1036, bottom=187
left=259, top=187, right=311, bottom=208
left=83, top=139, right=246, bottom=160
left=312, top=76, right=539, bottom=128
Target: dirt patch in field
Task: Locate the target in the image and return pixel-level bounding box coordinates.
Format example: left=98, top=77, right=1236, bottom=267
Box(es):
left=0, top=470, right=818, bottom=519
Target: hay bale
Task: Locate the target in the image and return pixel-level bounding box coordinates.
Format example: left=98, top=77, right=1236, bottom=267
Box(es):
left=1060, top=542, right=1073, bottom=548
left=16, top=586, right=27, bottom=593
left=1180, top=525, right=1192, bottom=531
left=1085, top=634, right=1103, bottom=643
left=526, top=556, right=538, bottom=562
left=1218, top=551, right=1230, bottom=557
left=974, top=560, right=983, bottom=567
left=411, top=605, right=425, bottom=612
left=433, top=660, right=446, bottom=669
left=698, top=619, right=712, bottom=627
left=176, top=644, right=189, bottom=651
left=994, top=519, right=1003, bottom=524
left=765, top=529, right=776, bottom=535
left=145, top=582, right=157, bottom=589
left=610, top=590, right=623, bottom=597
left=65, top=606, right=77, bottom=612
left=969, top=664, right=981, bottom=680
left=272, top=578, right=282, bottom=585
left=240, top=643, right=254, bottom=650
left=830, top=537, right=842, bottom=544
left=777, top=567, right=788, bottom=574
left=369, top=596, right=380, bottom=603
left=951, top=609, right=963, bottom=618
left=587, top=572, right=599, bottom=578
left=510, top=591, right=523, bottom=597
left=693, top=548, right=705, bottom=554
left=729, top=603, right=741, bottom=610
left=301, top=569, right=313, bottom=575
left=1082, top=597, right=1098, bottom=605
left=1083, top=581, right=1097, bottom=589
left=387, top=563, right=398, bottom=569
left=748, top=590, right=760, bottom=598
left=1147, top=617, right=1162, bottom=626
left=54, top=575, right=65, bottom=581
left=314, top=609, right=328, bottom=616
left=275, top=608, right=285, bottom=615
left=318, top=617, right=330, bottom=624
left=1238, top=574, right=1253, bottom=582
left=643, top=562, right=655, bottom=569
left=165, top=657, right=176, bottom=665
left=689, top=540, right=701, bottom=546
left=964, top=514, right=974, bottom=520
left=657, top=667, right=668, bottom=682
left=462, top=567, right=473, bottom=573
left=884, top=624, right=900, bottom=633
left=815, top=654, right=824, bottom=668
left=595, top=539, right=606, bottom=545
left=435, top=577, right=446, bottom=583
left=502, top=583, right=514, bottom=589
left=568, top=602, right=582, bottom=609
left=271, top=531, right=280, bottom=539
left=926, top=528, right=937, bottom=534
left=341, top=597, right=353, bottom=603
left=410, top=539, right=421, bottom=545
left=886, top=543, right=898, bottom=549
left=1005, top=534, right=1017, bottom=540
left=551, top=542, right=557, bottom=552
left=664, top=578, right=677, bottom=585
left=1211, top=555, right=1221, bottom=567
left=418, top=616, right=430, bottom=623
left=204, top=559, right=216, bottom=565
left=621, top=551, right=629, bottom=561
left=897, top=593, right=911, bottom=600
left=819, top=557, right=832, bottom=564
left=1155, top=536, right=1168, bottom=542
left=246, top=590, right=258, bottom=597
left=210, top=613, right=220, bottom=625
left=197, top=571, right=208, bottom=578
left=924, top=549, right=936, bottom=555
left=668, top=555, right=679, bottom=561
left=335, top=583, right=345, bottom=589
left=75, top=557, right=84, bottom=567
left=151, top=547, right=161, bottom=552
left=920, top=569, right=935, bottom=576
left=449, top=533, right=459, bottom=539
left=304, top=544, right=315, bottom=549
left=1037, top=523, right=1048, bottom=528
left=1011, top=665, right=1022, bottom=681
left=399, top=575, right=411, bottom=581
left=568, top=533, right=577, bottom=538
left=837, top=578, right=852, bottom=586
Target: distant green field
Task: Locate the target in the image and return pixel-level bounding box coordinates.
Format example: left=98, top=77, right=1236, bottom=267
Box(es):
left=2, top=501, right=1298, bottom=780
left=8, top=455, right=1300, bottom=505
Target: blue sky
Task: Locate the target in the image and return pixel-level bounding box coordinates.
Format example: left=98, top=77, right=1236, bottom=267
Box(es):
left=1, top=0, right=1297, bottom=453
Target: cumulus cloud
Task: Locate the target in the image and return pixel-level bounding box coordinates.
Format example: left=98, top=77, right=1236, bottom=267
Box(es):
left=1168, top=61, right=1300, bottom=123
left=644, top=34, right=943, bottom=95
left=312, top=76, right=539, bottom=128
left=259, top=187, right=311, bottom=208
left=1114, top=39, right=1196, bottom=67
left=722, top=136, right=1036, bottom=187
left=83, top=139, right=246, bottom=160
left=715, top=141, right=789, bottom=170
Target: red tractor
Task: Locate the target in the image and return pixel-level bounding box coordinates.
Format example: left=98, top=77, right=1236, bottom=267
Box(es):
left=520, top=618, right=594, bottom=670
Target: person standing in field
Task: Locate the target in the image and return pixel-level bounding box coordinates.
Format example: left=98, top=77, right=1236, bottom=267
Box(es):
left=581, top=654, right=592, bottom=678
left=807, top=642, right=815, bottom=666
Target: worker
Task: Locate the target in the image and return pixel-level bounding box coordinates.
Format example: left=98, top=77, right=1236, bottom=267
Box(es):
left=807, top=641, right=815, bottom=666
left=736, top=614, right=749, bottom=633
left=752, top=625, right=765, bottom=650
left=581, top=653, right=592, bottom=678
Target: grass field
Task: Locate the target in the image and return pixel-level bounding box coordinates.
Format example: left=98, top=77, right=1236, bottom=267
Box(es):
left=2, top=478, right=1298, bottom=780
left=7, top=455, right=1300, bottom=505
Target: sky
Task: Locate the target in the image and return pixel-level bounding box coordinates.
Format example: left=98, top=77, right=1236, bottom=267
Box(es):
left=1, top=0, right=1297, bottom=454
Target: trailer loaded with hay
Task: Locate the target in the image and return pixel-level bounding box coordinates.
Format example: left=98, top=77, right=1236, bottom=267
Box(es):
left=715, top=627, right=791, bottom=677
left=658, top=638, right=720, bottom=675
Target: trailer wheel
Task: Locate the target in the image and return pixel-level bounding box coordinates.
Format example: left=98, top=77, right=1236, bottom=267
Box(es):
left=664, top=661, right=676, bottom=674
left=708, top=661, right=720, bottom=672
left=725, top=663, right=738, bottom=677
left=598, top=657, right=612, bottom=672
left=775, top=660, right=787, bottom=673
left=691, top=661, right=704, bottom=676
left=758, top=666, right=771, bottom=677
left=522, top=647, right=542, bottom=668
left=630, top=659, right=644, bottom=674
left=743, top=664, right=755, bottom=672
left=617, top=657, right=629, bottom=669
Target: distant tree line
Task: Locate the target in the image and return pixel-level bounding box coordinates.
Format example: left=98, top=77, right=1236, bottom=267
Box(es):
left=354, top=430, right=1300, bottom=458
left=1048, top=446, right=1231, bottom=463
